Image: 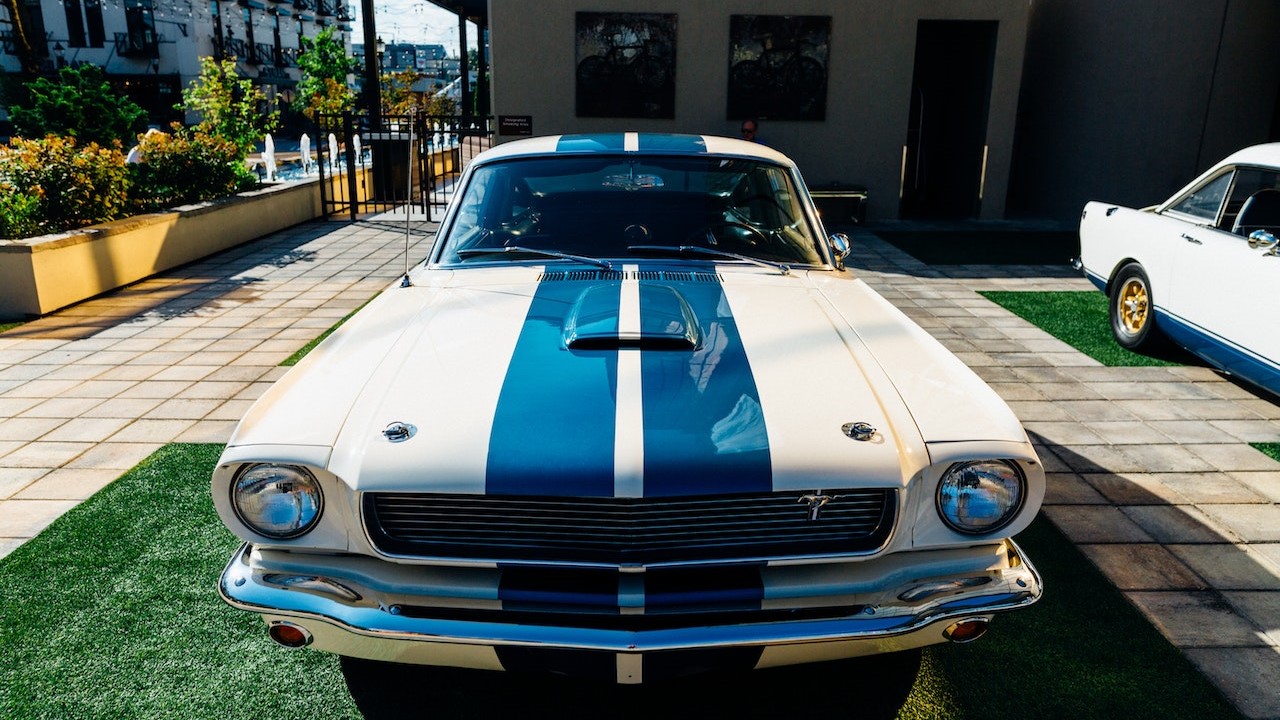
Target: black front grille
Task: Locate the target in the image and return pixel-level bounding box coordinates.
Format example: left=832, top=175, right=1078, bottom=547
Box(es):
left=364, top=490, right=895, bottom=565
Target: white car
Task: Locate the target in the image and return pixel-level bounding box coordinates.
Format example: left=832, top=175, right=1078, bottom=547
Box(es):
left=213, top=133, right=1044, bottom=696
left=1078, top=143, right=1280, bottom=395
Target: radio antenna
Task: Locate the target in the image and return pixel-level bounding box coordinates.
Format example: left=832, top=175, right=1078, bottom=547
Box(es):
left=401, top=106, right=415, bottom=288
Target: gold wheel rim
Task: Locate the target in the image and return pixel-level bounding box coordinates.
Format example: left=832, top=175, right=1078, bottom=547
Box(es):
left=1118, top=278, right=1149, bottom=336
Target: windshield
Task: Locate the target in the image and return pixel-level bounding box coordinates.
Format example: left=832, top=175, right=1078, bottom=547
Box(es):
left=437, top=155, right=826, bottom=267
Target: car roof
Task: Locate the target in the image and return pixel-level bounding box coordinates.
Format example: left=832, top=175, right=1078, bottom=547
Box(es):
left=471, top=133, right=798, bottom=168
left=1219, top=142, right=1280, bottom=170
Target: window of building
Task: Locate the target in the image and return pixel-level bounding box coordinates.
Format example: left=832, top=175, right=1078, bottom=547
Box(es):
left=64, top=0, right=87, bottom=47
left=210, top=0, right=224, bottom=56
left=123, top=0, right=158, bottom=57
left=63, top=0, right=105, bottom=49
left=242, top=7, right=258, bottom=63
left=19, top=0, right=50, bottom=57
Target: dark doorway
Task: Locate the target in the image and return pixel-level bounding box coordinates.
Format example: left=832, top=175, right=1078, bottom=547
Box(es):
left=901, top=21, right=997, bottom=219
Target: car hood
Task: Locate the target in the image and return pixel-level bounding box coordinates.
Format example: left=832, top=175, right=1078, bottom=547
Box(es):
left=229, top=265, right=1026, bottom=496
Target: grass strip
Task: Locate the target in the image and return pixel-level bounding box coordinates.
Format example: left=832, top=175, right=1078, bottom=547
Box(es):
left=280, top=300, right=371, bottom=367
left=0, top=444, right=360, bottom=720
left=0, top=321, right=25, bottom=334
left=1252, top=443, right=1280, bottom=463
left=895, top=516, right=1238, bottom=720
left=979, top=290, right=1181, bottom=366
left=0, top=445, right=1241, bottom=719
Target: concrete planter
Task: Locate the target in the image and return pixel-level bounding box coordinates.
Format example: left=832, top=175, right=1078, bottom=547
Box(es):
left=0, top=171, right=370, bottom=319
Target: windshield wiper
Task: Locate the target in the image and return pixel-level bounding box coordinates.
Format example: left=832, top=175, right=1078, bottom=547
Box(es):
left=456, top=246, right=614, bottom=271
left=627, top=244, right=790, bottom=276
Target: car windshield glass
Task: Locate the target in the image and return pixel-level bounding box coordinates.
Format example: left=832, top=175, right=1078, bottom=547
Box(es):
left=438, top=155, right=825, bottom=266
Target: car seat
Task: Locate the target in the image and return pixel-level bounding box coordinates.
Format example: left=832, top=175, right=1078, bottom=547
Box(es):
left=1231, top=188, right=1280, bottom=236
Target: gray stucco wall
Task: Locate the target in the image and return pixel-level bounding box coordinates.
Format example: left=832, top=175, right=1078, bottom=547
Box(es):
left=487, top=0, right=1030, bottom=221
left=1008, top=0, right=1280, bottom=220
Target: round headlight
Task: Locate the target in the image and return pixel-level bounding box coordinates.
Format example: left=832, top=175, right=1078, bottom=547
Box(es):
left=936, top=460, right=1025, bottom=535
left=231, top=464, right=323, bottom=539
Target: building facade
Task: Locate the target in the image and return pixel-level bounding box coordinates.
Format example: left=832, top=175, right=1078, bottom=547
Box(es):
left=487, top=0, right=1280, bottom=223
left=1, top=0, right=354, bottom=128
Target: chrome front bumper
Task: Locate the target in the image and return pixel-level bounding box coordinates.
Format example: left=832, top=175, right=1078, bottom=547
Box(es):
left=219, top=541, right=1041, bottom=680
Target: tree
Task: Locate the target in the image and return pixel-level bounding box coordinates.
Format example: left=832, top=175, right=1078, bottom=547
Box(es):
left=0, top=0, right=42, bottom=75
left=296, top=26, right=356, bottom=120
left=7, top=64, right=147, bottom=146
left=379, top=69, right=457, bottom=116
left=178, top=57, right=277, bottom=160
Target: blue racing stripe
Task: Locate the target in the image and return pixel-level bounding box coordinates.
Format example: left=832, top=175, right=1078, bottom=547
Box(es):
left=487, top=276, right=620, bottom=497
left=639, top=278, right=772, bottom=497
left=1158, top=309, right=1280, bottom=395
left=556, top=134, right=627, bottom=153
left=637, top=133, right=706, bottom=155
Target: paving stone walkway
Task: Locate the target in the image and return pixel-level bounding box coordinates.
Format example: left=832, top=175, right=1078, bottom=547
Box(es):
left=0, top=217, right=1276, bottom=718
left=0, top=212, right=434, bottom=556
left=854, top=231, right=1280, bottom=720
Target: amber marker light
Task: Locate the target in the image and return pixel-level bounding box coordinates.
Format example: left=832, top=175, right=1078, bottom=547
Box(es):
left=942, top=617, right=990, bottom=644
left=268, top=621, right=313, bottom=648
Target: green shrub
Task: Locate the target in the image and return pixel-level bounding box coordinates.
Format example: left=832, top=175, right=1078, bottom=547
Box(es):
left=0, top=184, right=41, bottom=238
left=0, top=135, right=130, bottom=235
left=7, top=64, right=148, bottom=147
left=179, top=58, right=277, bottom=160
left=129, top=127, right=258, bottom=212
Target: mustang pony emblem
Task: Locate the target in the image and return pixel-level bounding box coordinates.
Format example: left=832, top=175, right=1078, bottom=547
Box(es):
left=798, top=493, right=836, bottom=521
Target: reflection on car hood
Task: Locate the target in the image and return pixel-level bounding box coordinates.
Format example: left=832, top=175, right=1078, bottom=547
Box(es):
left=230, top=265, right=1024, bottom=495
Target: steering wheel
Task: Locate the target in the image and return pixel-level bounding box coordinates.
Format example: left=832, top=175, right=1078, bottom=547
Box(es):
left=698, top=220, right=772, bottom=247
left=735, top=193, right=794, bottom=217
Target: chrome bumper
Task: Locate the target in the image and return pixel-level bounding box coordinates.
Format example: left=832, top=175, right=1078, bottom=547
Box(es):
left=219, top=541, right=1041, bottom=660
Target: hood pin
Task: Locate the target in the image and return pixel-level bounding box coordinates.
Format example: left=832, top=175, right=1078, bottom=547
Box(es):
left=842, top=422, right=877, bottom=441
left=383, top=422, right=417, bottom=443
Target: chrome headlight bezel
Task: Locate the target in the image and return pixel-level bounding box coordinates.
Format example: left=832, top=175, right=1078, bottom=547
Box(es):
left=935, top=459, right=1026, bottom=535
left=230, top=463, right=324, bottom=539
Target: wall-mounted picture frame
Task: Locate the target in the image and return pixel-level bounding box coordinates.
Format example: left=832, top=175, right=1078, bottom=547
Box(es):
left=575, top=12, right=677, bottom=119
left=728, top=15, right=830, bottom=121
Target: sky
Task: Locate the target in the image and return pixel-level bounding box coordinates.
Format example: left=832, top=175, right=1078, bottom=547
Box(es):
left=348, top=0, right=478, bottom=56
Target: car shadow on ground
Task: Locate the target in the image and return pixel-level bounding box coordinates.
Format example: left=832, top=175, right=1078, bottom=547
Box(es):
left=343, top=650, right=922, bottom=720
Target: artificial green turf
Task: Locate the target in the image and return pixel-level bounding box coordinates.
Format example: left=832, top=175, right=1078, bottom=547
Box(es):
left=279, top=301, right=370, bottom=367
left=0, top=444, right=361, bottom=720
left=1253, top=443, right=1280, bottom=463
left=980, top=290, right=1181, bottom=367
left=896, top=517, right=1239, bottom=720
left=0, top=445, right=1241, bottom=719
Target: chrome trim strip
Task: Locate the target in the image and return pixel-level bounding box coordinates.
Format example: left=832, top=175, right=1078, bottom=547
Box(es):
left=219, top=540, right=1041, bottom=654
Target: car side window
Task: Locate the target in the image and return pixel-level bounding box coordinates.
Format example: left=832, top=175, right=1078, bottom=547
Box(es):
left=1168, top=171, right=1232, bottom=223
left=1218, top=167, right=1280, bottom=233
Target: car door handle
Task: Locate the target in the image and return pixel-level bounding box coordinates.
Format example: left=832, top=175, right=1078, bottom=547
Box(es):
left=1181, top=233, right=1203, bottom=245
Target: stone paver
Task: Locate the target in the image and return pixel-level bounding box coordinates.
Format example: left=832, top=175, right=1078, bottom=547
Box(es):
left=0, top=222, right=1277, bottom=718
left=0, top=212, right=431, bottom=554
left=852, top=231, right=1280, bottom=718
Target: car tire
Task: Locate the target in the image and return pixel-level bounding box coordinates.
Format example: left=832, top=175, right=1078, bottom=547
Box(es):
left=1109, top=262, right=1160, bottom=351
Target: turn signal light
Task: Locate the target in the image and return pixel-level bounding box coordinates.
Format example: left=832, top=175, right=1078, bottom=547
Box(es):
left=268, top=621, right=313, bottom=648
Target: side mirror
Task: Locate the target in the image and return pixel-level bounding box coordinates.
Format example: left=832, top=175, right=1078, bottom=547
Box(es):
left=1248, top=229, right=1279, bottom=250
left=829, top=233, right=852, bottom=269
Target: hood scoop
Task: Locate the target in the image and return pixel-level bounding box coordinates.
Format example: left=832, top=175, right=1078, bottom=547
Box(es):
left=563, top=284, right=701, bottom=351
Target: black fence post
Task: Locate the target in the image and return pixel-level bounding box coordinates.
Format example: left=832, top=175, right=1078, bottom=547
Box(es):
left=345, top=113, right=359, bottom=221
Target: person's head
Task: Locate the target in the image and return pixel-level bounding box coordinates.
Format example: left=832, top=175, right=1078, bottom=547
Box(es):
left=740, top=119, right=759, bottom=141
